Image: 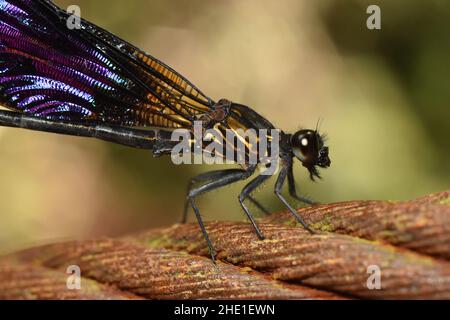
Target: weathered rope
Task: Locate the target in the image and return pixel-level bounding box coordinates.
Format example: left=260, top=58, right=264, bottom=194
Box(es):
left=0, top=190, right=448, bottom=299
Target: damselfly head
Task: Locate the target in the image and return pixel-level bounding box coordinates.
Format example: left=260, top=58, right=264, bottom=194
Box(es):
left=291, top=129, right=331, bottom=181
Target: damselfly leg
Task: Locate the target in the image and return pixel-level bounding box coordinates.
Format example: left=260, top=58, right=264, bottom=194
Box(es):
left=287, top=165, right=318, bottom=205
left=275, top=160, right=315, bottom=234
left=182, top=171, right=270, bottom=224
left=183, top=166, right=257, bottom=262
left=181, top=169, right=250, bottom=223
left=188, top=197, right=217, bottom=263
left=238, top=174, right=272, bottom=240
left=245, top=195, right=270, bottom=215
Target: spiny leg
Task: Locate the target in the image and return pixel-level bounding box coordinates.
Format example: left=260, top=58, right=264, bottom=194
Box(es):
left=184, top=167, right=256, bottom=262
left=181, top=169, right=249, bottom=224
left=183, top=174, right=269, bottom=225
left=238, top=174, right=272, bottom=239
left=275, top=164, right=314, bottom=233
left=287, top=164, right=318, bottom=205
left=189, top=197, right=217, bottom=263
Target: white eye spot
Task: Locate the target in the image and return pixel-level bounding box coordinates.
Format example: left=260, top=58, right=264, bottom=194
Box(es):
left=301, top=138, right=308, bottom=147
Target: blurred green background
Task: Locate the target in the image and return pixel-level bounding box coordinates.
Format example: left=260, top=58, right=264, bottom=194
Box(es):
left=0, top=0, right=448, bottom=254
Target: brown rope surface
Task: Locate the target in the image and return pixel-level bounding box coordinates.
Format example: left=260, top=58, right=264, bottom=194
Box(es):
left=0, top=190, right=449, bottom=299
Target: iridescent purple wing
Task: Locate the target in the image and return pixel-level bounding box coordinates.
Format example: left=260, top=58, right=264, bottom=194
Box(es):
left=0, top=0, right=213, bottom=128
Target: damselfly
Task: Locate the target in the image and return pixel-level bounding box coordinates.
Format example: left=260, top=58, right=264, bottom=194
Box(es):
left=0, top=0, right=331, bottom=262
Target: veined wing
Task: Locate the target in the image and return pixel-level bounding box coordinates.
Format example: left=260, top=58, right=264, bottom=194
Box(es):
left=0, top=0, right=213, bottom=128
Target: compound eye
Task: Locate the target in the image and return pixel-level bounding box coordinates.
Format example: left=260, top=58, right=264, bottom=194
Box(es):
left=299, top=135, right=310, bottom=151
left=298, top=135, right=314, bottom=157
left=292, top=130, right=317, bottom=163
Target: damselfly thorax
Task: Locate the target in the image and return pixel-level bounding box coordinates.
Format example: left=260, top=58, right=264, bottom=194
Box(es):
left=162, top=99, right=282, bottom=168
